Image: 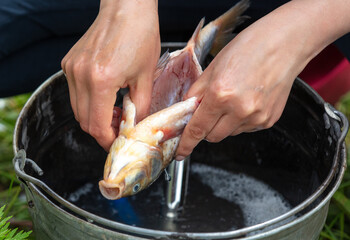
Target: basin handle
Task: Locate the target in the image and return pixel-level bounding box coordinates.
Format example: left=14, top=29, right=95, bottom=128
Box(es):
left=13, top=149, right=195, bottom=239
left=13, top=150, right=44, bottom=178
left=324, top=102, right=349, bottom=144
left=12, top=103, right=349, bottom=239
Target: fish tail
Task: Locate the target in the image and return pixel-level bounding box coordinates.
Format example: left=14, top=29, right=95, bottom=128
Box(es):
left=187, top=18, right=206, bottom=52
left=191, top=0, right=250, bottom=63
left=209, top=0, right=250, bottom=56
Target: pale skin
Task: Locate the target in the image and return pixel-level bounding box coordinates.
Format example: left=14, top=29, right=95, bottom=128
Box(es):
left=61, top=0, right=160, bottom=150
left=62, top=0, right=350, bottom=157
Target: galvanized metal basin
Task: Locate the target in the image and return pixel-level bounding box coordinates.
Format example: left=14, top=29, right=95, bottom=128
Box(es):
left=13, top=64, right=348, bottom=239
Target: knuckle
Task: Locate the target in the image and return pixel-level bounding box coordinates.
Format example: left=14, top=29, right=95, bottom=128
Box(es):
left=88, top=126, right=104, bottom=139
left=90, top=66, right=113, bottom=87
left=205, top=134, right=222, bottom=143
left=176, top=146, right=192, bottom=158
left=236, top=102, right=255, bottom=119
left=73, top=114, right=79, bottom=122
left=266, top=113, right=281, bottom=129
left=262, top=120, right=274, bottom=129
left=265, top=121, right=275, bottom=129
left=188, top=125, right=206, bottom=141
left=88, top=125, right=112, bottom=143
left=255, top=111, right=270, bottom=126
left=63, top=58, right=74, bottom=74
left=80, top=123, right=89, bottom=133
left=89, top=65, right=102, bottom=80
left=61, top=53, right=73, bottom=70
left=257, top=110, right=281, bottom=130
left=256, top=112, right=274, bottom=129
left=61, top=57, right=67, bottom=70
left=72, top=59, right=84, bottom=76
left=239, top=98, right=264, bottom=119
left=208, top=82, right=233, bottom=106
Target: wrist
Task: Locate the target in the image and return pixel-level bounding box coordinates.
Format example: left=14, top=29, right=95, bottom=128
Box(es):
left=99, top=0, right=158, bottom=16
left=235, top=0, right=350, bottom=76
left=265, top=0, right=350, bottom=61
left=97, top=0, right=159, bottom=37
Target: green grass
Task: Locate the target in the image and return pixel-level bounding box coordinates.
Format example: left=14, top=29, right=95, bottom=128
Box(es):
left=0, top=94, right=33, bottom=239
left=0, top=92, right=350, bottom=239
left=0, top=205, right=31, bottom=240
left=320, top=94, right=350, bottom=240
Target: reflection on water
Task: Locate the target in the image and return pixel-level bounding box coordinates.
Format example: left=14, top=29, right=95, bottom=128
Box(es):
left=64, top=163, right=293, bottom=233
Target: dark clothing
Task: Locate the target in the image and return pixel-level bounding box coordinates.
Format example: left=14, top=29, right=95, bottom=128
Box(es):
left=0, top=0, right=349, bottom=97
left=0, top=0, right=99, bottom=97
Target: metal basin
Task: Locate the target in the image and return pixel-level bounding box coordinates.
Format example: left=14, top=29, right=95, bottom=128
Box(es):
left=13, top=67, right=348, bottom=239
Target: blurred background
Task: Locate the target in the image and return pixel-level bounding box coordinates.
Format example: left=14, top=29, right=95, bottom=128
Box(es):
left=0, top=0, right=349, bottom=239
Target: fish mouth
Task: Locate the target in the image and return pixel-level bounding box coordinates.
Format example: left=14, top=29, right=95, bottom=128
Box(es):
left=98, top=180, right=123, bottom=200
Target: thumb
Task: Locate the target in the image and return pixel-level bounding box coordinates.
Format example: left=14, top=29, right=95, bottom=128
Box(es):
left=129, top=73, right=153, bottom=123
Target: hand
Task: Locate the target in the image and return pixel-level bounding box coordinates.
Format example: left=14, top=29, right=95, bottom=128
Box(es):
left=175, top=0, right=350, bottom=159
left=61, top=0, right=160, bottom=151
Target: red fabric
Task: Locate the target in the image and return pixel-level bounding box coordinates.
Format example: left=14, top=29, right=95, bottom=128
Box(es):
left=299, top=45, right=350, bottom=105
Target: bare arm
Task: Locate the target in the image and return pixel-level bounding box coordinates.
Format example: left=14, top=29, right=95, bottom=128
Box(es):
left=62, top=0, right=160, bottom=150
left=176, top=0, right=350, bottom=159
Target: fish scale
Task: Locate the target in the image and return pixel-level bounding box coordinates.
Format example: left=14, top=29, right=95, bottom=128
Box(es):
left=99, top=0, right=250, bottom=200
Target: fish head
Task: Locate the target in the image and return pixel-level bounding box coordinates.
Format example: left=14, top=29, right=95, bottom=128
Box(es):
left=99, top=136, right=163, bottom=200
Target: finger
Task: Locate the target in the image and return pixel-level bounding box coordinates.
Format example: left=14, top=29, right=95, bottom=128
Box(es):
left=129, top=73, right=153, bottom=123
left=88, top=86, right=118, bottom=151
left=175, top=95, right=222, bottom=160
left=229, top=106, right=282, bottom=136
left=75, top=78, right=91, bottom=136
left=230, top=124, right=262, bottom=136
left=62, top=61, right=79, bottom=121
left=68, top=58, right=92, bottom=132
left=205, top=114, right=242, bottom=142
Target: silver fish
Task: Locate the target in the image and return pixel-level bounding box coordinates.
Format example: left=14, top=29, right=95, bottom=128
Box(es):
left=99, top=0, right=250, bottom=200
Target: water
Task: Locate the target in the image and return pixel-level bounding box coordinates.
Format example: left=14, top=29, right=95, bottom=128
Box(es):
left=191, top=163, right=295, bottom=230
left=68, top=183, right=93, bottom=202
left=64, top=162, right=294, bottom=233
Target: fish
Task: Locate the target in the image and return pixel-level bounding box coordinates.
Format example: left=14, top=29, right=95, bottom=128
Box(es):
left=99, top=0, right=250, bottom=200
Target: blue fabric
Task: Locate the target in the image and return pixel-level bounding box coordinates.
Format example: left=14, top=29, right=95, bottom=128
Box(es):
left=0, top=0, right=99, bottom=97
left=0, top=0, right=348, bottom=97
left=0, top=0, right=99, bottom=60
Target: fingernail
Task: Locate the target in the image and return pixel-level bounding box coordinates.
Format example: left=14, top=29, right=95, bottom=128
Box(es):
left=175, top=155, right=185, bottom=161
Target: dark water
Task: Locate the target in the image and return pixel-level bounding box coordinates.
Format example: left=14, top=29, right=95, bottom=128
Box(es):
left=58, top=163, right=293, bottom=233
left=17, top=72, right=340, bottom=236
left=61, top=171, right=245, bottom=232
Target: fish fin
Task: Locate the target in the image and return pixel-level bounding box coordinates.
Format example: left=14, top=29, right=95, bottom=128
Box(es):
left=119, top=94, right=136, bottom=136
left=154, top=50, right=170, bottom=79
left=209, top=0, right=250, bottom=56
left=132, top=97, right=199, bottom=145
left=187, top=18, right=205, bottom=52
left=191, top=0, right=250, bottom=63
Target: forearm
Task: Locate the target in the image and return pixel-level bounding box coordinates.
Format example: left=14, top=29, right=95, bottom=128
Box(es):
left=99, top=0, right=158, bottom=19
left=292, top=0, right=350, bottom=48
left=258, top=0, right=350, bottom=62
left=176, top=0, right=350, bottom=158
left=225, top=0, right=350, bottom=84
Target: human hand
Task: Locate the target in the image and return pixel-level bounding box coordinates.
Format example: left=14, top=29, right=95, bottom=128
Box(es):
left=61, top=0, right=160, bottom=151
left=175, top=0, right=350, bottom=159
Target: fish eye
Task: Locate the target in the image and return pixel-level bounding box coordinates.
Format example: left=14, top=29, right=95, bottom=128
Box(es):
left=133, top=183, right=141, bottom=193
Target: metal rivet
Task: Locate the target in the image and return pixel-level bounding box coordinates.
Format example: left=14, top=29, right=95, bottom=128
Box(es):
left=28, top=200, right=34, bottom=208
